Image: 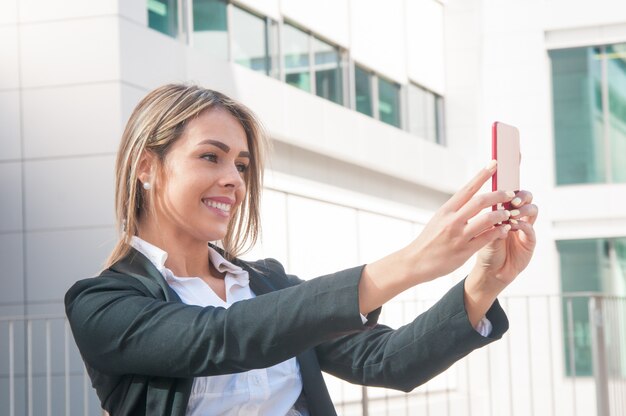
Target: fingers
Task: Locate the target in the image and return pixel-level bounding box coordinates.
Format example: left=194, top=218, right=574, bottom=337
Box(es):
left=443, top=161, right=497, bottom=213
left=469, top=223, right=511, bottom=250
left=510, top=190, right=533, bottom=208
left=509, top=203, right=539, bottom=226
left=457, top=190, right=516, bottom=221
left=510, top=219, right=537, bottom=244
left=465, top=208, right=511, bottom=239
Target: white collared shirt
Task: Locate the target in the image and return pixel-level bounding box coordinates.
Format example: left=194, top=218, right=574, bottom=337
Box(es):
left=130, top=236, right=307, bottom=416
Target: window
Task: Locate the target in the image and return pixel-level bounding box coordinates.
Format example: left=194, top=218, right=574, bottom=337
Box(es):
left=550, top=43, right=626, bottom=185
left=313, top=37, right=343, bottom=105
left=283, top=23, right=344, bottom=104
left=557, top=238, right=626, bottom=376
left=283, top=23, right=311, bottom=92
left=378, top=77, right=401, bottom=128
left=148, top=0, right=178, bottom=38
left=606, top=44, right=626, bottom=182
left=231, top=6, right=276, bottom=76
left=408, top=84, right=445, bottom=145
left=192, top=0, right=228, bottom=61
left=354, top=65, right=373, bottom=117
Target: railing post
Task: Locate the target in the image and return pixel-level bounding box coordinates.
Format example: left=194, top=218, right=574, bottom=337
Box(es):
left=361, top=385, right=369, bottom=416
left=589, top=296, right=610, bottom=416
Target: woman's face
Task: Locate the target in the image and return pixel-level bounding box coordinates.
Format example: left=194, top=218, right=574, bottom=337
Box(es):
left=150, top=108, right=250, bottom=244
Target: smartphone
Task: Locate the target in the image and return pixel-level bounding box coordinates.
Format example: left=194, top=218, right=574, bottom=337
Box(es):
left=492, top=122, right=520, bottom=212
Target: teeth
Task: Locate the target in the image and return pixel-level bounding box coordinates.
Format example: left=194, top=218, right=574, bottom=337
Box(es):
left=205, top=200, right=231, bottom=212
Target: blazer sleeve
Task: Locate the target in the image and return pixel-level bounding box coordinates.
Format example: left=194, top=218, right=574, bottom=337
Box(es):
left=314, top=278, right=509, bottom=392
left=65, top=264, right=370, bottom=378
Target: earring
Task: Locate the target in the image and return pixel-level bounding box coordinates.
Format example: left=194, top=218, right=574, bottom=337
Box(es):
left=143, top=182, right=151, bottom=190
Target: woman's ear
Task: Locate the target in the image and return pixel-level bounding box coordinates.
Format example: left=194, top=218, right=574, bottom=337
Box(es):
left=137, top=150, right=157, bottom=188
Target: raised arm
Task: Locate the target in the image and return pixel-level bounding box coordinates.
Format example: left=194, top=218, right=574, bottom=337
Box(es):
left=358, top=161, right=537, bottom=319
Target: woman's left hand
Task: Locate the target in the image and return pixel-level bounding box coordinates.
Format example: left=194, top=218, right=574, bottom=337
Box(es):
left=464, top=190, right=538, bottom=326
left=474, top=190, right=538, bottom=286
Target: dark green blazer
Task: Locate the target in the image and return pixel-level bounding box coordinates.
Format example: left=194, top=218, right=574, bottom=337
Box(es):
left=65, top=248, right=508, bottom=416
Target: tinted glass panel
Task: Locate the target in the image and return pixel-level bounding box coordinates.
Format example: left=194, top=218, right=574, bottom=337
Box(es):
left=557, top=239, right=606, bottom=376
left=313, top=37, right=342, bottom=105
left=193, top=0, right=228, bottom=60
left=378, top=78, right=401, bottom=128
left=148, top=0, right=178, bottom=38
left=550, top=47, right=605, bottom=185
left=283, top=24, right=310, bottom=92
left=354, top=65, right=373, bottom=116
left=231, top=7, right=269, bottom=73
left=408, top=85, right=435, bottom=141
left=606, top=43, right=626, bottom=183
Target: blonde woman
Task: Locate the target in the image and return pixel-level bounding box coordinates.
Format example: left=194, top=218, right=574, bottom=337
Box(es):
left=65, top=84, right=538, bottom=416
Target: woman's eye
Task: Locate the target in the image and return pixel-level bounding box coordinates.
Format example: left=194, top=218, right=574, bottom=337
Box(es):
left=202, top=153, right=218, bottom=162
left=236, top=163, right=249, bottom=173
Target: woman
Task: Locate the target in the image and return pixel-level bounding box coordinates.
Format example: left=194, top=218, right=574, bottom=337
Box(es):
left=65, top=84, right=538, bottom=416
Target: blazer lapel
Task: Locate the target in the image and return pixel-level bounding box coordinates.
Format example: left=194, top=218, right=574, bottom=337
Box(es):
left=110, top=248, right=182, bottom=302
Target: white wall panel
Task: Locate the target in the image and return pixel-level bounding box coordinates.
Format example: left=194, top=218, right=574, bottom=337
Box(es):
left=241, top=189, right=290, bottom=267
left=406, top=0, right=445, bottom=94
left=545, top=0, right=626, bottom=30
left=25, top=227, right=116, bottom=303
left=18, top=0, right=117, bottom=23
left=119, top=0, right=148, bottom=26
left=357, top=211, right=414, bottom=265
left=0, top=25, right=19, bottom=89
left=0, top=233, right=24, bottom=304
left=0, top=233, right=23, bottom=304
left=121, top=82, right=149, bottom=126
left=0, top=162, right=22, bottom=233
left=19, top=17, right=120, bottom=88
left=350, top=0, right=407, bottom=83
left=0, top=90, right=21, bottom=160
left=119, top=19, right=186, bottom=90
left=0, top=0, right=18, bottom=25
left=22, top=83, right=123, bottom=158
left=281, top=0, right=349, bottom=47
left=286, top=195, right=358, bottom=280
left=24, top=155, right=115, bottom=230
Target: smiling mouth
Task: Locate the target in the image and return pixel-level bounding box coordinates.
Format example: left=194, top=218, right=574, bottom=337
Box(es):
left=202, top=199, right=232, bottom=216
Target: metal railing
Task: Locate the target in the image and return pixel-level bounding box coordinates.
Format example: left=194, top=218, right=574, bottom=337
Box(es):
left=1, top=293, right=625, bottom=415
left=328, top=293, right=626, bottom=416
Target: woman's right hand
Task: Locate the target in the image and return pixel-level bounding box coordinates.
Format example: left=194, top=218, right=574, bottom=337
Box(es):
left=401, top=160, right=515, bottom=284
left=359, top=160, right=514, bottom=315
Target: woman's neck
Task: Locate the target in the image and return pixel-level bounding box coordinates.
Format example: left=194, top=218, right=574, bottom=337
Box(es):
left=137, top=223, right=211, bottom=278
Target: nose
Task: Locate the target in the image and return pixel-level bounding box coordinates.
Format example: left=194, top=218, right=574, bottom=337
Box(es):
left=220, top=164, right=245, bottom=189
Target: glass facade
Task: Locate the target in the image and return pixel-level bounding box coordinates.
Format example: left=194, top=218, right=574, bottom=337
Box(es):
left=148, top=0, right=178, bottom=38
left=354, top=65, right=373, bottom=117
left=408, top=84, right=445, bottom=144
left=558, top=238, right=626, bottom=376
left=606, top=44, right=626, bottom=183
left=146, top=1, right=445, bottom=140
left=378, top=77, right=401, bottom=128
left=283, top=23, right=311, bottom=92
left=231, top=7, right=270, bottom=74
left=192, top=0, right=228, bottom=61
left=313, top=37, right=343, bottom=105
left=551, top=44, right=626, bottom=185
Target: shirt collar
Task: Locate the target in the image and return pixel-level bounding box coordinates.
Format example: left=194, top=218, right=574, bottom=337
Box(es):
left=129, top=236, right=249, bottom=286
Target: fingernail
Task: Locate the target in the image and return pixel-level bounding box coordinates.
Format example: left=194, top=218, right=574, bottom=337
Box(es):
left=509, top=219, right=519, bottom=225
left=512, top=197, right=522, bottom=206
left=503, top=224, right=512, bottom=232
left=510, top=209, right=520, bottom=217
left=505, top=191, right=516, bottom=198
left=504, top=210, right=511, bottom=218
left=485, top=160, right=497, bottom=170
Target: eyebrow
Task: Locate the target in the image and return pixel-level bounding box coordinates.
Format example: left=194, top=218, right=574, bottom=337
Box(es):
left=199, top=139, right=250, bottom=158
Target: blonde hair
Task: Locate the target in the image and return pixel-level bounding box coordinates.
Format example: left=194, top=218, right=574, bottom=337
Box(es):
left=105, top=84, right=267, bottom=268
